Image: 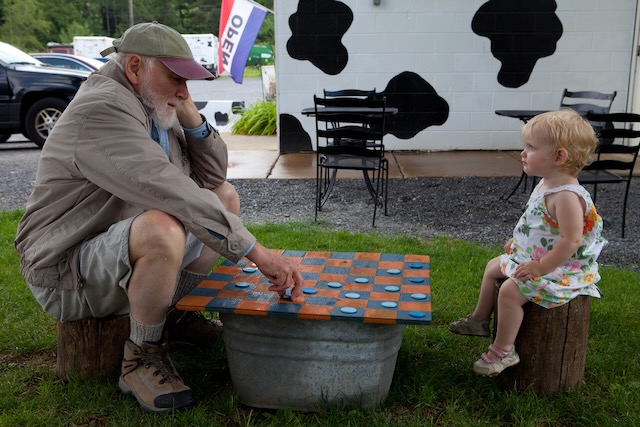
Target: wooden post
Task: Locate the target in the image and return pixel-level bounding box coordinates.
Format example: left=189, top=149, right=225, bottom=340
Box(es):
left=56, top=315, right=130, bottom=380
left=493, top=280, right=591, bottom=395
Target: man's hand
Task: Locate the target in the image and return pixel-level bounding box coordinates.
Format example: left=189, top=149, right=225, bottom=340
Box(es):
left=174, top=96, right=204, bottom=129
left=246, top=243, right=304, bottom=300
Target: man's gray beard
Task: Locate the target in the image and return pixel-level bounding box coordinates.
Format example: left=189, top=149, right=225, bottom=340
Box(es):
left=138, top=76, right=179, bottom=130
left=151, top=106, right=179, bottom=131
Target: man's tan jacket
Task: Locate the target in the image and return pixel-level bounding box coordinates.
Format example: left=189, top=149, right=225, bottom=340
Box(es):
left=15, top=60, right=255, bottom=290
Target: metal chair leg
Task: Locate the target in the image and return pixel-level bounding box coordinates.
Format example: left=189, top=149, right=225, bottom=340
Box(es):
left=505, top=171, right=526, bottom=200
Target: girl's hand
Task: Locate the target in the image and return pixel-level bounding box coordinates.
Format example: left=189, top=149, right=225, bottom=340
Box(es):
left=504, top=238, right=513, bottom=254
left=514, top=260, right=543, bottom=281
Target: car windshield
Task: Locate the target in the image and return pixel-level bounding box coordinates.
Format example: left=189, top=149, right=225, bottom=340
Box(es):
left=0, top=42, right=43, bottom=65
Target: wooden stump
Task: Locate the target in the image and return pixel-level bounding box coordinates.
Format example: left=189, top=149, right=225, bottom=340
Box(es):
left=56, top=315, right=130, bottom=380
left=493, top=281, right=591, bottom=395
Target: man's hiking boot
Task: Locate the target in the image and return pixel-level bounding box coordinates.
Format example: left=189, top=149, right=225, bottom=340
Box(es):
left=118, top=339, right=196, bottom=413
left=448, top=313, right=490, bottom=337
left=165, top=308, right=223, bottom=347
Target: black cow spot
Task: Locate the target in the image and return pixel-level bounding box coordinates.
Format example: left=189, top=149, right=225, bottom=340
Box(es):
left=472, top=0, right=563, bottom=88
left=378, top=72, right=449, bottom=140
left=279, top=114, right=313, bottom=153
left=215, top=112, right=229, bottom=126
left=287, top=0, right=353, bottom=75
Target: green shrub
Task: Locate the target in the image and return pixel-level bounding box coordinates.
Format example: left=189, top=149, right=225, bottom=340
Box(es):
left=231, top=100, right=277, bottom=136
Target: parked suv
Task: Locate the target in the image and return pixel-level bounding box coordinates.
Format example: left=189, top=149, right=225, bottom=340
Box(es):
left=0, top=41, right=90, bottom=147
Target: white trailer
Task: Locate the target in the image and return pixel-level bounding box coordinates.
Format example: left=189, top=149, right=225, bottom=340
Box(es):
left=182, top=33, right=219, bottom=78
left=72, top=36, right=116, bottom=59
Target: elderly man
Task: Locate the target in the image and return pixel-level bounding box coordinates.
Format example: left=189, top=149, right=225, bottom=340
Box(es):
left=15, top=22, right=303, bottom=414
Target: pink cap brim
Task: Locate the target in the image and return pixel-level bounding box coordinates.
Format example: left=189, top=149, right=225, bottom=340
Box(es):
left=158, top=57, right=215, bottom=81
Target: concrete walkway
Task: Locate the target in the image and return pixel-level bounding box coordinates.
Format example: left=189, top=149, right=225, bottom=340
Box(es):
left=224, top=133, right=529, bottom=180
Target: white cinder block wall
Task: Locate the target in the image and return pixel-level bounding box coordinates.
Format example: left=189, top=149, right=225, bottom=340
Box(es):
left=275, top=0, right=637, bottom=151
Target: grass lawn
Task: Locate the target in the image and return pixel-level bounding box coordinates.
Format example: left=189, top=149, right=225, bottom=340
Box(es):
left=1, top=210, right=639, bottom=426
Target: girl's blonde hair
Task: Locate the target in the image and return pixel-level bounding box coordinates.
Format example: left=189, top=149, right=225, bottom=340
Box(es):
left=521, top=109, right=598, bottom=176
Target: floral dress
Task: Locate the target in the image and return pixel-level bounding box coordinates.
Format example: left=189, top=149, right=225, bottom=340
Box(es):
left=499, top=182, right=607, bottom=308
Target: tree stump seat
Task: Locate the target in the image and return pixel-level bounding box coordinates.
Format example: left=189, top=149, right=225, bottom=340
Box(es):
left=56, top=314, right=130, bottom=380
left=493, top=279, right=592, bottom=395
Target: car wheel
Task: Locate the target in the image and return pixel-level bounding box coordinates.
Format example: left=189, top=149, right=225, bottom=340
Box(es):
left=25, top=97, right=68, bottom=148
left=0, top=134, right=12, bottom=143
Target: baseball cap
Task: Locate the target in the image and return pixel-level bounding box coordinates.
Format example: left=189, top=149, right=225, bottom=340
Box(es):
left=100, top=21, right=214, bottom=81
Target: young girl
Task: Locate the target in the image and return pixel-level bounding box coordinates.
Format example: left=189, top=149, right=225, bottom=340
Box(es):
left=450, top=109, right=607, bottom=376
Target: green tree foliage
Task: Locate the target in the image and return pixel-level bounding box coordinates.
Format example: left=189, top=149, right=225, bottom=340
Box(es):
left=59, top=22, right=93, bottom=44
left=0, top=0, right=52, bottom=51
left=38, top=0, right=85, bottom=43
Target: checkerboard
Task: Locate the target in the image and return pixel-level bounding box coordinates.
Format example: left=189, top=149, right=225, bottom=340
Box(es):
left=176, top=250, right=431, bottom=325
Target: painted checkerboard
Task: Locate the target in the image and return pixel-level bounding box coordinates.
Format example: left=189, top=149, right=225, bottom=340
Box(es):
left=176, top=250, right=431, bottom=325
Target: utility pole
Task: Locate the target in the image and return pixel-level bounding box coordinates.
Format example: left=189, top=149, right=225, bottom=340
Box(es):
left=128, top=0, right=134, bottom=26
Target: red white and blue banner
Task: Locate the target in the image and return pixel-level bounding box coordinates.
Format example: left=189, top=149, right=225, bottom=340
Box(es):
left=218, top=0, right=269, bottom=84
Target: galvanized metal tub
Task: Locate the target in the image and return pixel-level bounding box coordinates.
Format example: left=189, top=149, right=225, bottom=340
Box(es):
left=220, top=313, right=405, bottom=411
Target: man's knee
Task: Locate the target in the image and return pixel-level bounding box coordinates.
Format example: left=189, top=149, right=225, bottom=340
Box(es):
left=130, top=211, right=187, bottom=260
left=213, top=181, right=240, bottom=215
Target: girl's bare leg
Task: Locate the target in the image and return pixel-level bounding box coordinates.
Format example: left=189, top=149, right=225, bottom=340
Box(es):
left=471, top=256, right=507, bottom=321
left=493, top=279, right=528, bottom=351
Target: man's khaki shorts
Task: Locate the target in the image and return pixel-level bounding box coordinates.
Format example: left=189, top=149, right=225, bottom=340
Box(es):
left=28, top=216, right=204, bottom=322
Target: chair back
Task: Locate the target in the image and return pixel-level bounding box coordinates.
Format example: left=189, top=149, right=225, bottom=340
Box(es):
left=580, top=112, right=640, bottom=237
left=559, top=89, right=617, bottom=115
left=323, top=88, right=376, bottom=99
left=584, top=112, right=640, bottom=168
left=313, top=95, right=386, bottom=151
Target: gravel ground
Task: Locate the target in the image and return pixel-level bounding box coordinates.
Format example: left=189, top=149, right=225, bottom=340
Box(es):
left=231, top=177, right=639, bottom=272
left=1, top=142, right=638, bottom=271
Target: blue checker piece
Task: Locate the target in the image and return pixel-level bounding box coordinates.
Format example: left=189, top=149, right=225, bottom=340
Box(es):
left=372, top=284, right=396, bottom=293
left=348, top=275, right=373, bottom=283
left=368, top=300, right=398, bottom=309
left=342, top=291, right=370, bottom=300
left=225, top=282, right=255, bottom=290
left=395, top=311, right=432, bottom=324
left=330, top=306, right=363, bottom=321
left=399, top=293, right=431, bottom=302
left=406, top=261, right=430, bottom=270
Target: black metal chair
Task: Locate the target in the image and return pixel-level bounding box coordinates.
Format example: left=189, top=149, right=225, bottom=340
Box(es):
left=506, top=89, right=618, bottom=200
left=313, top=95, right=388, bottom=227
left=579, top=112, right=640, bottom=238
